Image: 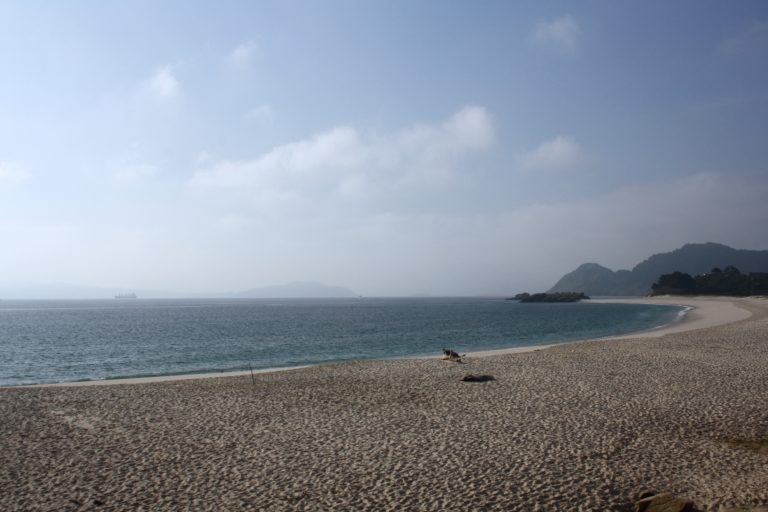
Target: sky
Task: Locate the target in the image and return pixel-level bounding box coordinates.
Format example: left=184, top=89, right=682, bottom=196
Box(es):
left=1, top=1, right=768, bottom=297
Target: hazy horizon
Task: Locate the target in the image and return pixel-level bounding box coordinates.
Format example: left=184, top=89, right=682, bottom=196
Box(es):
left=1, top=241, right=766, bottom=300
left=2, top=2, right=768, bottom=297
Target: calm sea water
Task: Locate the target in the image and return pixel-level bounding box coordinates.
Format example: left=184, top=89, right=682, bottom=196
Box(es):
left=0, top=298, right=683, bottom=386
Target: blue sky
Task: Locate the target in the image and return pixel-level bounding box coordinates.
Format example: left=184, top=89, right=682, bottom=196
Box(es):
left=1, top=1, right=767, bottom=296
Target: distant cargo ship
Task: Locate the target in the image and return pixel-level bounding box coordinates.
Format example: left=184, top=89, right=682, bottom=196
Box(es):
left=114, top=293, right=137, bottom=299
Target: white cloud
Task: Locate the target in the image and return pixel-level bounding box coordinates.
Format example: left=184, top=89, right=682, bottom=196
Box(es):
left=245, top=104, right=275, bottom=124
left=0, top=161, right=30, bottom=184
left=517, top=135, right=581, bottom=170
left=443, top=105, right=495, bottom=150
left=532, top=14, right=580, bottom=54
left=113, top=163, right=159, bottom=183
left=190, top=126, right=362, bottom=190
left=189, top=105, right=494, bottom=202
left=228, top=40, right=258, bottom=69
left=148, top=66, right=181, bottom=98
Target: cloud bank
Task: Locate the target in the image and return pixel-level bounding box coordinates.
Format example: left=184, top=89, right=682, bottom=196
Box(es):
left=323, top=172, right=768, bottom=294
left=189, top=106, right=494, bottom=202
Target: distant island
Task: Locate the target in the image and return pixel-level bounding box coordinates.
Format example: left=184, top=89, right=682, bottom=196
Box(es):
left=548, top=242, right=768, bottom=296
left=508, top=292, right=589, bottom=303
left=114, top=293, right=137, bottom=299
left=651, top=266, right=768, bottom=296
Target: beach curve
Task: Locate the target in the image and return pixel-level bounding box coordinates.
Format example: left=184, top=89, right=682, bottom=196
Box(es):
left=2, top=296, right=767, bottom=510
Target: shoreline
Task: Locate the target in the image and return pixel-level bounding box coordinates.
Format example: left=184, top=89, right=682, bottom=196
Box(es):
left=19, top=295, right=753, bottom=388
left=422, top=296, right=753, bottom=359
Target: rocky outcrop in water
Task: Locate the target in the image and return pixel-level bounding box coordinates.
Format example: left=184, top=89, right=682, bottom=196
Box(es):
left=509, top=292, right=589, bottom=303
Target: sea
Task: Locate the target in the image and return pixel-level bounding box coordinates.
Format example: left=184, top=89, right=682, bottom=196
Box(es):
left=0, top=298, right=685, bottom=386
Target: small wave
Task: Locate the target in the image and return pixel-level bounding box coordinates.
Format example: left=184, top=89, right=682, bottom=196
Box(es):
left=647, top=305, right=690, bottom=330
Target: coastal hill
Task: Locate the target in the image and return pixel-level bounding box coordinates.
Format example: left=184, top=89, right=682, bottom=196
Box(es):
left=548, top=242, right=768, bottom=296
left=233, top=281, right=357, bottom=299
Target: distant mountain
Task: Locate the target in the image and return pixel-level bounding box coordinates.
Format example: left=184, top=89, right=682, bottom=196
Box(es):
left=234, top=281, right=357, bottom=298
left=548, top=242, right=768, bottom=296
left=547, top=263, right=640, bottom=296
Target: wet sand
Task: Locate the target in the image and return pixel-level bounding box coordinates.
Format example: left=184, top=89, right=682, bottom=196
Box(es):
left=1, top=297, right=767, bottom=510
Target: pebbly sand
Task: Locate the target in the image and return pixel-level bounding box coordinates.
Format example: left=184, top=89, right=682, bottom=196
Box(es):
left=1, top=297, right=767, bottom=511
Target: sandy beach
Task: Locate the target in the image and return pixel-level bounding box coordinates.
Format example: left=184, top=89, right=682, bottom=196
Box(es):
left=2, top=297, right=767, bottom=510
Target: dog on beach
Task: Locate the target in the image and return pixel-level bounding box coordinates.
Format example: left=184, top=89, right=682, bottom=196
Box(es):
left=441, top=348, right=464, bottom=362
